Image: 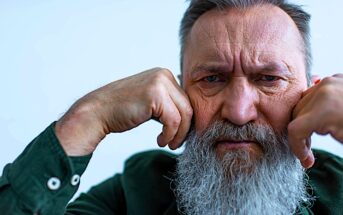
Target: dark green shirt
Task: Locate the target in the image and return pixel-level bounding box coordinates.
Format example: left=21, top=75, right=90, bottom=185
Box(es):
left=1, top=123, right=343, bottom=214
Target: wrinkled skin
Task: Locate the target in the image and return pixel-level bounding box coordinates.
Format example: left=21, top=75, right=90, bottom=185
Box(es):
left=182, top=5, right=308, bottom=161
left=56, top=5, right=343, bottom=169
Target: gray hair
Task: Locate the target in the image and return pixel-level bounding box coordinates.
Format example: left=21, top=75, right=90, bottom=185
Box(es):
left=179, top=0, right=312, bottom=84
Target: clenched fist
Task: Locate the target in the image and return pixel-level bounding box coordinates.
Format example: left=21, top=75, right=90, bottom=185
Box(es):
left=55, top=68, right=193, bottom=156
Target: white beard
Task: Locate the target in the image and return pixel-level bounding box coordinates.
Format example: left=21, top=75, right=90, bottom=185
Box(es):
left=175, top=121, right=311, bottom=215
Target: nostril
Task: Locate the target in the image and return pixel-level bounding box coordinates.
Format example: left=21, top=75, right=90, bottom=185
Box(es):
left=220, top=102, right=258, bottom=126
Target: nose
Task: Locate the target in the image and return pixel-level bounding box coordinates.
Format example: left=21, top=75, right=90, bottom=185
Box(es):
left=221, top=78, right=258, bottom=125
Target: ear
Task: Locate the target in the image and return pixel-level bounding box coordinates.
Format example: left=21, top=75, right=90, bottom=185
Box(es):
left=311, top=75, right=321, bottom=86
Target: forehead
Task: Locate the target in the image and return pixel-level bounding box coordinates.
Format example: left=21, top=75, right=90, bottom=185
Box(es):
left=193, top=5, right=300, bottom=43
left=183, top=4, right=304, bottom=69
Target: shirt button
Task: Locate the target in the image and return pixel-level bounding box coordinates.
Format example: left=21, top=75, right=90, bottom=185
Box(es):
left=47, top=177, right=61, bottom=190
left=71, top=174, right=80, bottom=186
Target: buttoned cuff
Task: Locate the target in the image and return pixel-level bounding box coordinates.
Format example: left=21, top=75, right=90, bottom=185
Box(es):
left=2, top=122, right=92, bottom=212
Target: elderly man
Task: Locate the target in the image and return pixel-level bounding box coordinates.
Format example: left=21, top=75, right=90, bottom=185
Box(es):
left=1, top=0, right=343, bottom=214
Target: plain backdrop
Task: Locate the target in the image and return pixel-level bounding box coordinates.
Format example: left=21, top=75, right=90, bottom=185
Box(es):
left=1, top=0, right=343, bottom=200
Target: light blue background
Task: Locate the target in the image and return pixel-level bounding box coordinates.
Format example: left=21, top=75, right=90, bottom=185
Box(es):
left=1, top=0, right=342, bottom=199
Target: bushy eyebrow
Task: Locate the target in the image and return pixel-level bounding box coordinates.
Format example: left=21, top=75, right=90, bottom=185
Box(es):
left=256, top=63, right=291, bottom=74
left=251, top=63, right=296, bottom=79
left=191, top=62, right=292, bottom=78
left=190, top=63, right=231, bottom=78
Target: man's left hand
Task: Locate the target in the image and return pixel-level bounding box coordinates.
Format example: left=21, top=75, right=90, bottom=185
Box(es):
left=288, top=74, right=343, bottom=169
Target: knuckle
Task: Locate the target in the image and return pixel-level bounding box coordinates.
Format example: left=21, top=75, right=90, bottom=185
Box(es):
left=150, top=70, right=172, bottom=86
left=332, top=73, right=343, bottom=78
left=152, top=67, right=163, bottom=71
left=147, top=81, right=162, bottom=93
left=151, top=68, right=172, bottom=79
left=320, top=76, right=335, bottom=85
left=184, top=106, right=193, bottom=117
left=160, top=68, right=173, bottom=78
left=318, top=84, right=335, bottom=98
left=168, top=116, right=181, bottom=128
left=148, top=67, right=167, bottom=74
left=153, top=73, right=165, bottom=84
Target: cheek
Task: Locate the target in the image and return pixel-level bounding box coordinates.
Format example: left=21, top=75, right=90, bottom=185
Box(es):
left=260, top=91, right=302, bottom=132
left=187, top=89, right=221, bottom=133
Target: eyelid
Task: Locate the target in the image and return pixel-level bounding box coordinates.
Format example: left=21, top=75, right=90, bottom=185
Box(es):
left=254, top=73, right=286, bottom=80
left=202, top=75, right=221, bottom=82
left=260, top=75, right=281, bottom=81
left=193, top=71, right=223, bottom=81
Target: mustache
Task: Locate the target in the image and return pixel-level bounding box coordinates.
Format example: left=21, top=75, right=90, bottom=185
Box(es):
left=188, top=121, right=286, bottom=151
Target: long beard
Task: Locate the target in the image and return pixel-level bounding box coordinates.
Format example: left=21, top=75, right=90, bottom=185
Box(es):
left=175, top=121, right=311, bottom=215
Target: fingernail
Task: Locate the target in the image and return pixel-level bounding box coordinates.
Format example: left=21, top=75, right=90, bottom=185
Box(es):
left=169, top=144, right=176, bottom=150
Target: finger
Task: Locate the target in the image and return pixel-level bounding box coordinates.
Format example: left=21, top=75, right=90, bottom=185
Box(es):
left=303, top=83, right=318, bottom=96
left=301, top=149, right=315, bottom=169
left=156, top=98, right=181, bottom=148
left=162, top=72, right=193, bottom=149
left=292, top=85, right=319, bottom=119
left=168, top=88, right=193, bottom=149
left=288, top=113, right=315, bottom=162
left=332, top=73, right=343, bottom=78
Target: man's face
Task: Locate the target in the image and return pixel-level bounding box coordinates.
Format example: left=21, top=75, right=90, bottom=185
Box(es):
left=182, top=4, right=308, bottom=158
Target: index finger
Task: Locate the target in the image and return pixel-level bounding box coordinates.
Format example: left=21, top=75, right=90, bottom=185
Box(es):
left=288, top=113, right=315, bottom=168
left=168, top=85, right=193, bottom=149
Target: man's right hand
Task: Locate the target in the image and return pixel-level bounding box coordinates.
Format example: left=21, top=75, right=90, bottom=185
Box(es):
left=55, top=68, right=193, bottom=156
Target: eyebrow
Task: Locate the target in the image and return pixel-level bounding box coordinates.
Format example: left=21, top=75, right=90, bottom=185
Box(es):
left=191, top=62, right=292, bottom=77
left=257, top=63, right=291, bottom=73
left=259, top=63, right=289, bottom=72
left=191, top=63, right=231, bottom=78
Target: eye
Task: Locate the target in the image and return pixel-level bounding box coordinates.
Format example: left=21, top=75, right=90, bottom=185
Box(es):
left=259, top=75, right=280, bottom=82
left=203, top=75, right=220, bottom=83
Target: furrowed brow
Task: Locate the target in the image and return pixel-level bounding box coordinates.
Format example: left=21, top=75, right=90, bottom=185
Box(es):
left=257, top=63, right=292, bottom=75
left=191, top=63, right=230, bottom=77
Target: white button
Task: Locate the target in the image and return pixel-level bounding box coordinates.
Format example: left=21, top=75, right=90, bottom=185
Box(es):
left=71, top=174, right=80, bottom=186
left=47, top=177, right=61, bottom=190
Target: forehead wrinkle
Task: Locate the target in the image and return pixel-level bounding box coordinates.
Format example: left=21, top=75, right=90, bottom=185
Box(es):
left=245, top=5, right=303, bottom=50
left=208, top=5, right=304, bottom=56
left=230, top=5, right=303, bottom=75
left=194, top=18, right=212, bottom=43
left=190, top=13, right=231, bottom=63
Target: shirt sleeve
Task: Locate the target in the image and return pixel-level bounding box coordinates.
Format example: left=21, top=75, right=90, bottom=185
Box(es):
left=0, top=122, right=92, bottom=215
